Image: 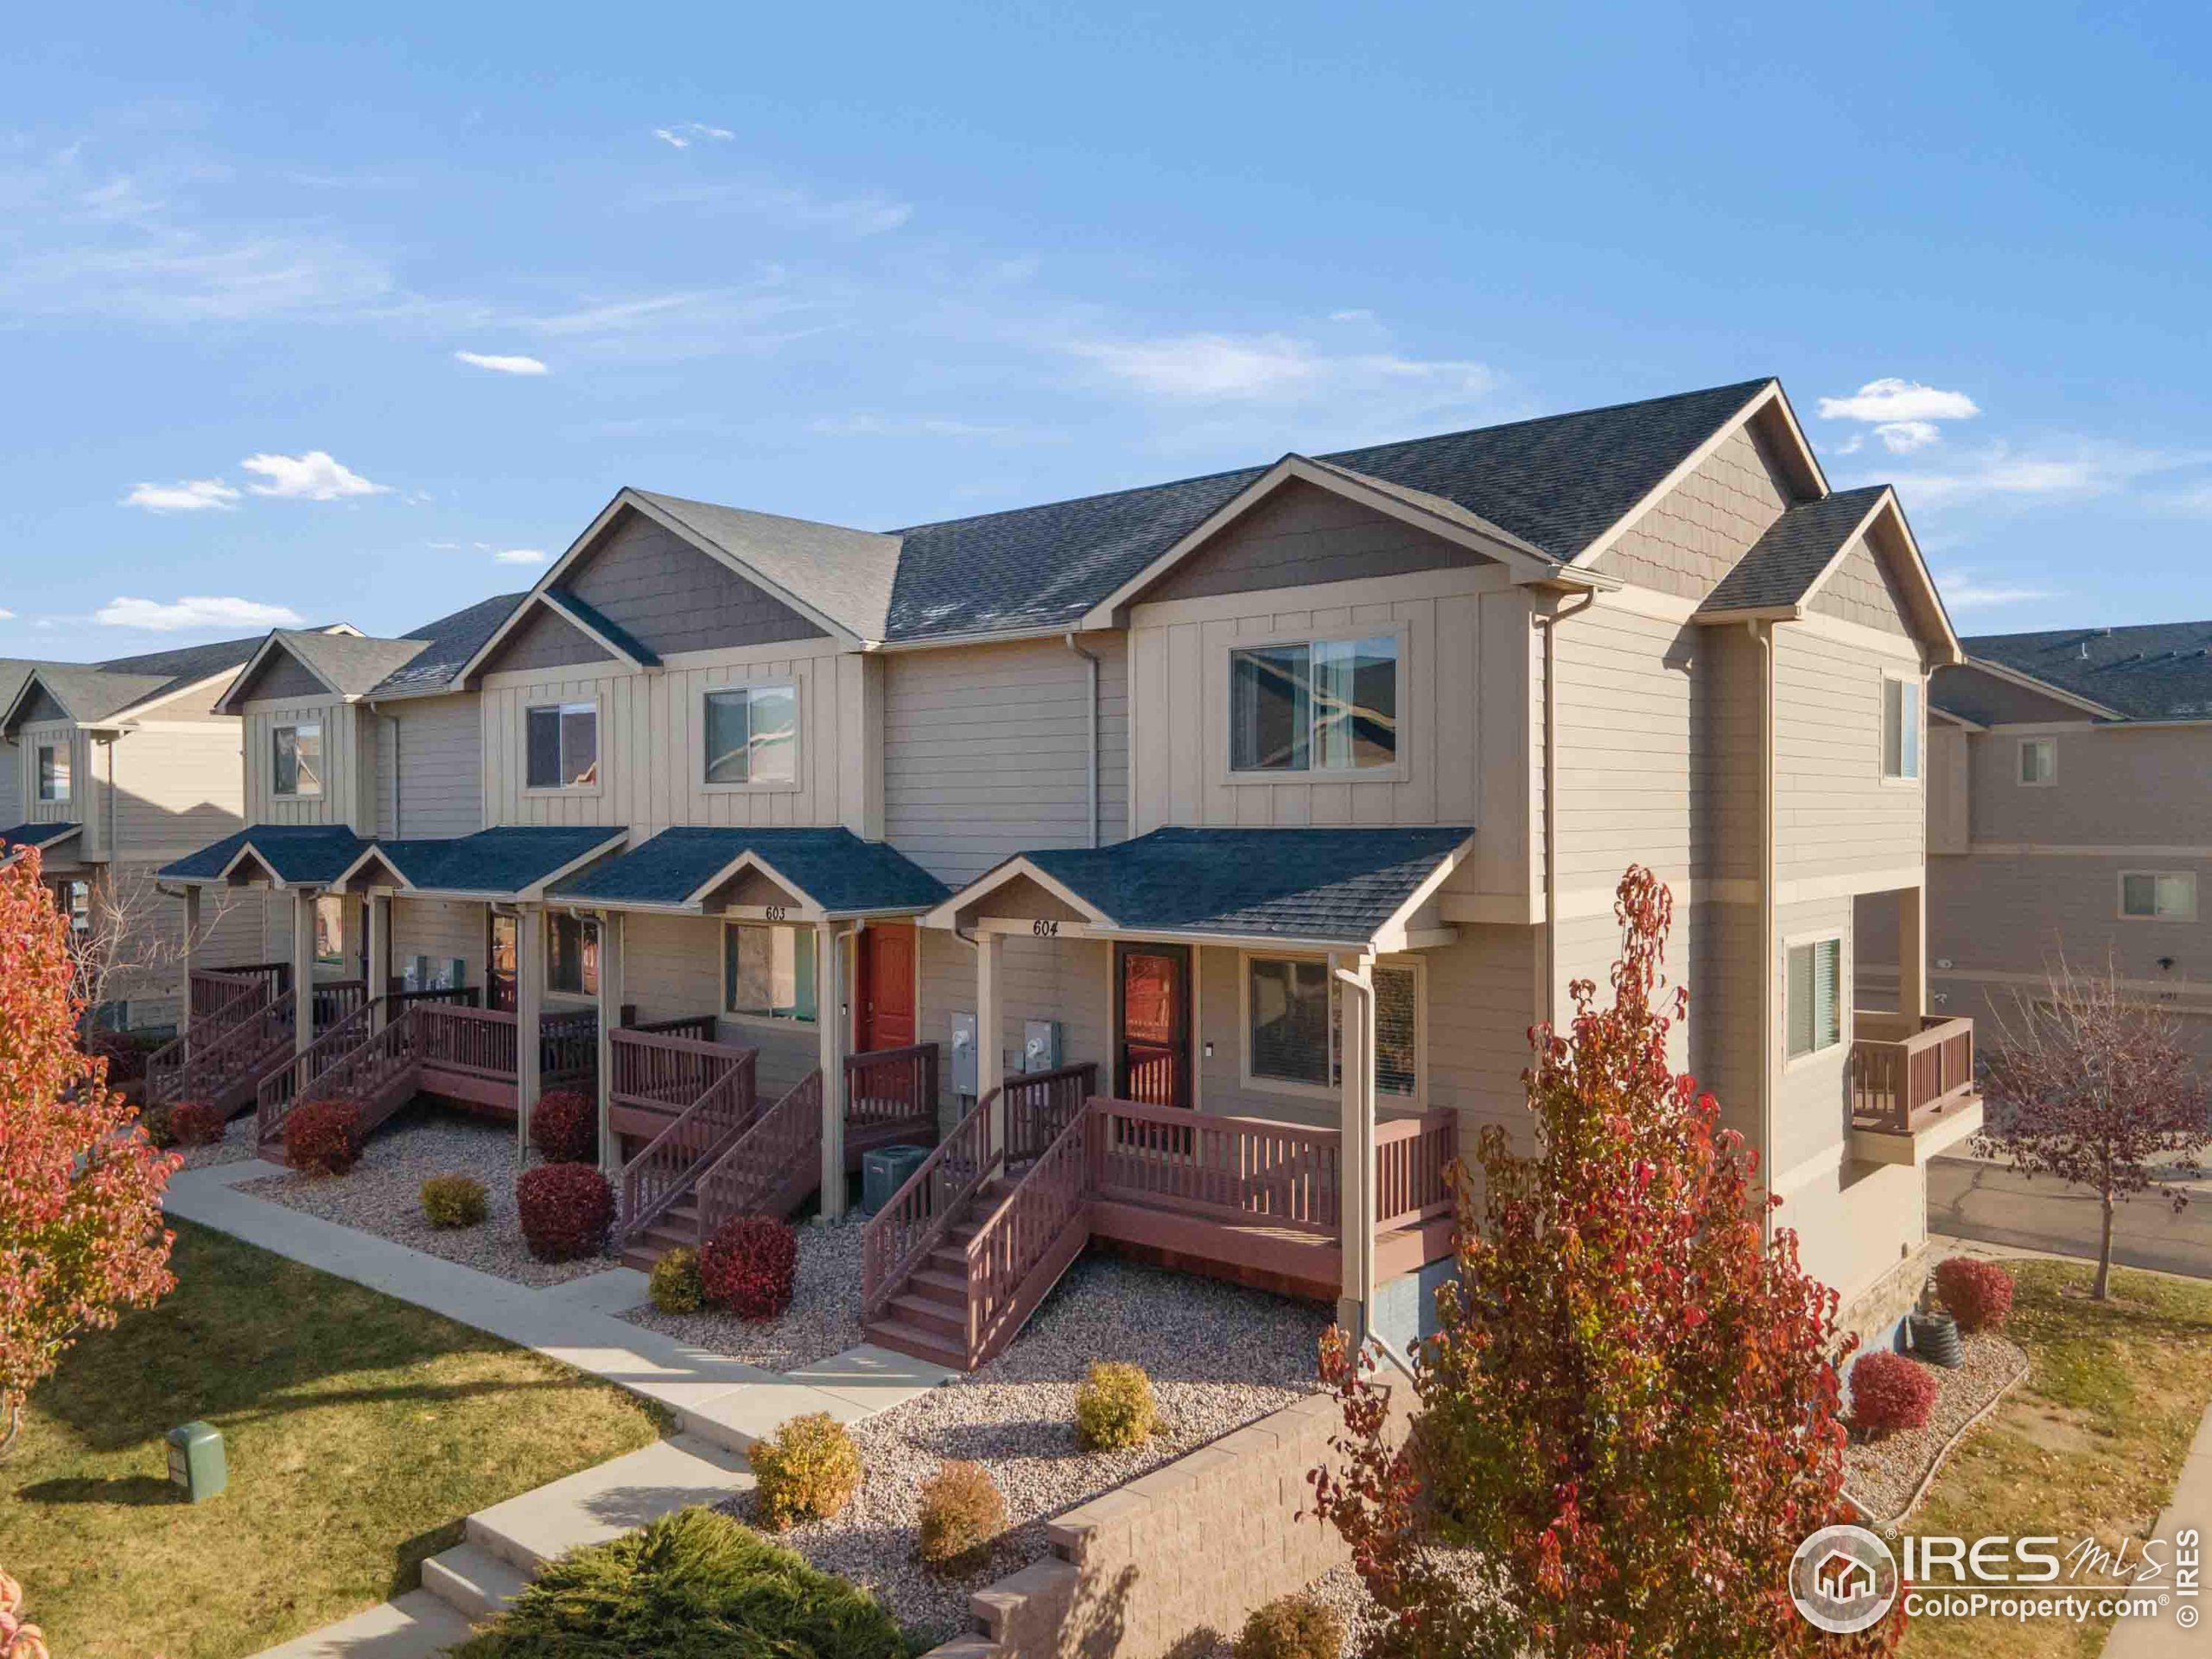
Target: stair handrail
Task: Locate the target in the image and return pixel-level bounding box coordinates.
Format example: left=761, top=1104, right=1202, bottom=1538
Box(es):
left=255, top=996, right=378, bottom=1140
left=145, top=978, right=274, bottom=1100
left=691, top=1067, right=825, bottom=1243
left=861, top=1084, right=1003, bottom=1323
left=151, top=988, right=296, bottom=1106
left=962, top=1098, right=1096, bottom=1363
left=1002, top=1061, right=1098, bottom=1163
left=614, top=1051, right=759, bottom=1249
left=264, top=1005, right=423, bottom=1146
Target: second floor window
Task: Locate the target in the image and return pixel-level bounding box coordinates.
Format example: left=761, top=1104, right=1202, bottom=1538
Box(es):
left=725, top=921, right=817, bottom=1024
left=2121, top=872, right=2195, bottom=921
left=526, top=702, right=599, bottom=790
left=704, top=684, right=798, bottom=785
left=1786, top=937, right=1843, bottom=1059
left=35, top=743, right=68, bottom=803
left=1881, top=676, right=1922, bottom=780
left=548, top=913, right=601, bottom=995
left=273, top=722, right=323, bottom=798
left=1230, top=634, right=1399, bottom=774
left=2018, top=737, right=2057, bottom=785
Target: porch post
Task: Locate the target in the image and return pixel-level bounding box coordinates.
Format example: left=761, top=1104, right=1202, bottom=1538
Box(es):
left=516, top=905, right=543, bottom=1166
left=291, top=887, right=315, bottom=1058
left=818, top=921, right=849, bottom=1219
left=1334, top=951, right=1374, bottom=1338
left=1897, top=885, right=1926, bottom=1021
left=596, top=912, right=624, bottom=1179
left=976, top=929, right=1003, bottom=1153
left=181, top=885, right=200, bottom=1053
left=366, top=893, right=390, bottom=1029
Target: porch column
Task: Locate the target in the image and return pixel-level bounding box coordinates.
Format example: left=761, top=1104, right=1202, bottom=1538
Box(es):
left=818, top=921, right=849, bottom=1219
left=291, top=888, right=315, bottom=1058
left=596, top=912, right=625, bottom=1179
left=516, top=906, right=543, bottom=1166
left=366, top=893, right=390, bottom=1029
left=1897, top=885, right=1927, bottom=1020
left=1334, top=952, right=1374, bottom=1338
left=976, top=929, right=1003, bottom=1153
left=181, top=885, right=200, bottom=1054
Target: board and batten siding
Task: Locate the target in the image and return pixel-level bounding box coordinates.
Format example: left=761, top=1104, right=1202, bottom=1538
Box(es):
left=242, top=698, right=376, bottom=831
left=378, top=693, right=484, bottom=839
left=478, top=640, right=871, bottom=837
left=0, top=736, right=19, bottom=827
left=18, top=721, right=87, bottom=830
left=625, top=912, right=842, bottom=1100
left=390, top=898, right=486, bottom=993
left=882, top=634, right=1128, bottom=887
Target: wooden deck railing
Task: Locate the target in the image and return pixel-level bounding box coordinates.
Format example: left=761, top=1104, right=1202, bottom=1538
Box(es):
left=308, top=979, right=367, bottom=1031
left=844, top=1042, right=941, bottom=1136
left=266, top=1006, right=426, bottom=1147
left=153, top=970, right=274, bottom=1094
left=1091, top=1097, right=1343, bottom=1235
left=1003, top=1061, right=1097, bottom=1160
left=609, top=1025, right=750, bottom=1109
left=965, top=1103, right=1094, bottom=1362
left=1373, top=1109, right=1459, bottom=1230
left=1851, top=1014, right=1975, bottom=1134
left=383, top=985, right=480, bottom=1017
left=694, top=1067, right=824, bottom=1243
left=414, top=1004, right=519, bottom=1083
left=192, top=961, right=289, bottom=1018
left=616, top=1051, right=759, bottom=1248
left=256, top=997, right=378, bottom=1139
left=627, top=1013, right=720, bottom=1043
left=862, top=1084, right=1000, bottom=1321
left=542, top=1010, right=599, bottom=1090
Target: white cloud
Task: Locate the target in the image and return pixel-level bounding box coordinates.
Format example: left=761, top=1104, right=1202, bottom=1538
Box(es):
left=454, top=349, right=549, bottom=375
left=1874, top=419, right=1942, bottom=454
left=1891, top=442, right=2207, bottom=506
left=491, top=548, right=550, bottom=564
left=124, top=477, right=241, bottom=512
left=95, top=594, right=304, bottom=632
left=1067, top=330, right=1495, bottom=406
left=1817, top=378, right=1981, bottom=424
left=0, top=608, right=14, bottom=620
left=239, top=450, right=390, bottom=500
left=652, top=122, right=735, bottom=149
left=808, top=413, right=1046, bottom=441
left=1930, top=568, right=2058, bottom=609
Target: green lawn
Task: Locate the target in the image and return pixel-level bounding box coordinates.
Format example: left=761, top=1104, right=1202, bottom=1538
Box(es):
left=3, top=1219, right=665, bottom=1659
left=1901, top=1259, right=2212, bottom=1659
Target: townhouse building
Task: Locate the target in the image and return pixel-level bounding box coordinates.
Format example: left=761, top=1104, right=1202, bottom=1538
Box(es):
left=158, top=378, right=1978, bottom=1368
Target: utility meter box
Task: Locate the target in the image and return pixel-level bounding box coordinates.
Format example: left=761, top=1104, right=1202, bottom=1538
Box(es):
left=1022, top=1020, right=1063, bottom=1073
left=950, top=1012, right=978, bottom=1097
left=166, top=1421, right=226, bottom=1503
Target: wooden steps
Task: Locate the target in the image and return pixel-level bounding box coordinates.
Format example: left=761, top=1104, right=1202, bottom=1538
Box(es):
left=618, top=1197, right=703, bottom=1271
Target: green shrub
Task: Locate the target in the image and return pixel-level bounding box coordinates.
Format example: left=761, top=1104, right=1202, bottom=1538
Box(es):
left=750, top=1412, right=863, bottom=1531
left=650, top=1246, right=704, bottom=1314
left=451, top=1504, right=908, bottom=1659
left=421, top=1173, right=488, bottom=1229
left=138, top=1101, right=175, bottom=1148
left=1234, top=1594, right=1345, bottom=1659
left=916, top=1459, right=1005, bottom=1573
left=1075, top=1360, right=1156, bottom=1450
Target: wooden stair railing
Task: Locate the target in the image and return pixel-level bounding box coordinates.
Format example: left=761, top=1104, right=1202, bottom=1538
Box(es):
left=261, top=1005, right=428, bottom=1149
left=610, top=1026, right=748, bottom=1110
left=614, top=1052, right=759, bottom=1249
left=541, top=1009, right=601, bottom=1090
left=255, top=997, right=378, bottom=1142
left=693, top=1067, right=825, bottom=1242
left=149, top=989, right=298, bottom=1111
left=962, top=1100, right=1096, bottom=1367
left=1002, top=1062, right=1097, bottom=1162
left=147, top=976, right=274, bottom=1103
left=861, top=1084, right=1001, bottom=1324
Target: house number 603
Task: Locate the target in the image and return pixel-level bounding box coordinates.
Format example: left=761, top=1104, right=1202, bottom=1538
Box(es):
left=764, top=905, right=789, bottom=922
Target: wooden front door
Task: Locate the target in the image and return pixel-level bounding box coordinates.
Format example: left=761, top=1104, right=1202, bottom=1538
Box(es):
left=1115, top=942, right=1192, bottom=1109
left=487, top=913, right=518, bottom=1013
left=855, top=922, right=918, bottom=1055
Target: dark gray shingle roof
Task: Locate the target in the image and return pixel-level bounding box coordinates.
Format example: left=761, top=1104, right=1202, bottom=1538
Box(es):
left=632, top=493, right=901, bottom=642
left=375, top=826, right=627, bottom=897
left=1952, top=621, right=2212, bottom=722
left=0, top=822, right=80, bottom=850
left=0, top=628, right=342, bottom=728
left=554, top=826, right=949, bottom=914
left=160, top=824, right=376, bottom=886
left=1009, top=826, right=1471, bottom=943
left=366, top=594, right=529, bottom=698
left=1700, top=485, right=1889, bottom=614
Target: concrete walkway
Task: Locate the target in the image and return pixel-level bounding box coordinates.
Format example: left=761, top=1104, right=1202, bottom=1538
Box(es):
left=2101, top=1398, right=2212, bottom=1657
left=164, top=1160, right=954, bottom=1656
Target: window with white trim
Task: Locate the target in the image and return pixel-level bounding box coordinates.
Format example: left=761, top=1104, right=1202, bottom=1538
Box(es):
left=724, top=922, right=817, bottom=1024
left=2018, top=737, right=2056, bottom=786
left=2121, top=872, right=2196, bottom=921
left=1244, top=955, right=1420, bottom=1099
left=1881, top=676, right=1922, bottom=780
left=1230, top=634, right=1399, bottom=774
left=314, top=893, right=347, bottom=969
left=35, top=743, right=68, bottom=804
left=703, top=684, right=798, bottom=785
left=548, top=913, right=601, bottom=995
left=1786, top=937, right=1843, bottom=1060
left=525, top=702, right=599, bottom=790
left=273, top=722, right=323, bottom=798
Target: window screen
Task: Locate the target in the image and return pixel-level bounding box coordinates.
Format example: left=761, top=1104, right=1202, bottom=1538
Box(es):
left=1230, top=635, right=1396, bottom=773
left=2122, top=873, right=2195, bottom=919
left=2018, top=738, right=2056, bottom=785
left=526, top=702, right=598, bottom=789
left=704, top=685, right=798, bottom=785
left=1248, top=957, right=1332, bottom=1084
left=274, top=723, right=322, bottom=797
left=1786, top=938, right=1842, bottom=1058
left=36, top=743, right=68, bottom=803
left=1882, top=678, right=1922, bottom=779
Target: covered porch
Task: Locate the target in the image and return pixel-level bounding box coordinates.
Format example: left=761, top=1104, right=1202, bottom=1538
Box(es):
left=1849, top=882, right=1983, bottom=1165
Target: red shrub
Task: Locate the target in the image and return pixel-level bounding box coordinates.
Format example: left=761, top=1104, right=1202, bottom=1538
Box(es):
left=530, top=1089, right=597, bottom=1166
left=166, top=1101, right=228, bottom=1147
left=283, top=1098, right=363, bottom=1175
left=517, top=1162, right=613, bottom=1261
left=1934, top=1256, right=2015, bottom=1333
left=699, top=1216, right=798, bottom=1319
left=1849, top=1351, right=1938, bottom=1436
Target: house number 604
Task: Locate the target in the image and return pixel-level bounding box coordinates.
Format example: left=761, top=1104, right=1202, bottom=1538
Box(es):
left=1032, top=919, right=1060, bottom=938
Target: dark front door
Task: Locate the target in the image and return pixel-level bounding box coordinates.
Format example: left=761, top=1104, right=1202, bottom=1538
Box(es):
left=855, top=923, right=918, bottom=1054
left=1115, top=942, right=1192, bottom=1109
left=487, top=913, right=518, bottom=1013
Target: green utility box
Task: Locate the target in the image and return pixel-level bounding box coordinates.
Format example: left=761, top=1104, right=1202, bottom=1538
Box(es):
left=165, top=1421, right=226, bottom=1503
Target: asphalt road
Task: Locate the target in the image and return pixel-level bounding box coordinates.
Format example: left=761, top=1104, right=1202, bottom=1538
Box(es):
left=1929, top=1155, right=2212, bottom=1281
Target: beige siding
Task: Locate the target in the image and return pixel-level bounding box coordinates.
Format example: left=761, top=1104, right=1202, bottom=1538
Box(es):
left=111, top=721, right=248, bottom=862
left=916, top=928, right=1114, bottom=1103
left=1929, top=849, right=2212, bottom=991
left=1807, top=531, right=1912, bottom=637
left=378, top=694, right=484, bottom=839
left=1592, top=422, right=1794, bottom=600
left=1928, top=722, right=1969, bottom=854
left=19, top=721, right=87, bottom=830
left=1770, top=893, right=1856, bottom=1179
left=1771, top=626, right=1924, bottom=887
left=1967, top=724, right=2212, bottom=845
left=620, top=912, right=823, bottom=1098
left=391, top=897, right=487, bottom=992
left=882, top=634, right=1128, bottom=887
left=0, top=736, right=18, bottom=825
left=242, top=697, right=374, bottom=830
left=232, top=648, right=331, bottom=704
left=1136, top=477, right=1490, bottom=604
left=1783, top=1160, right=1927, bottom=1316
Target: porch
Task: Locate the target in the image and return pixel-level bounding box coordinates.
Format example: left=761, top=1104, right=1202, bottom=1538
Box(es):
left=1850, top=1010, right=1983, bottom=1164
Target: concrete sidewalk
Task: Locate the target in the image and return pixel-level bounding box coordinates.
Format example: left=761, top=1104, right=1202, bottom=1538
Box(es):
left=2101, top=1399, right=2212, bottom=1657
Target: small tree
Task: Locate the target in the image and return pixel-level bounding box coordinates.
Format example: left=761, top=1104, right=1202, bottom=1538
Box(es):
left=63, top=864, right=236, bottom=1027
left=1975, top=956, right=2210, bottom=1300
left=0, top=848, right=178, bottom=1455
left=1313, top=868, right=1888, bottom=1659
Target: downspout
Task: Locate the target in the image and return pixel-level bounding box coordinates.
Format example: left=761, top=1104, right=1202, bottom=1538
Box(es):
left=1064, top=633, right=1100, bottom=848
left=1752, top=619, right=1777, bottom=1243
left=1334, top=963, right=1417, bottom=1382
left=1532, top=589, right=1599, bottom=1023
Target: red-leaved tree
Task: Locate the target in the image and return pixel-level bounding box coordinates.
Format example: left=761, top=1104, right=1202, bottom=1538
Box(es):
left=0, top=847, right=178, bottom=1455
left=1975, top=956, right=2210, bottom=1300
left=1312, top=868, right=1892, bottom=1658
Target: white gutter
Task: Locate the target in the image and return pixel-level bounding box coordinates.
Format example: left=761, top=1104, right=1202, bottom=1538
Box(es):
left=1533, top=590, right=1597, bottom=1020
left=1064, top=632, right=1101, bottom=849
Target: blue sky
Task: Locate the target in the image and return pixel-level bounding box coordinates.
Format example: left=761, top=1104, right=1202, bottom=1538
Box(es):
left=4, top=2, right=2209, bottom=658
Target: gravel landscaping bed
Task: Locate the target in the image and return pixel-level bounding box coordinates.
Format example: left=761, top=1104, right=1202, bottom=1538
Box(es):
left=238, top=1108, right=610, bottom=1287
left=620, top=1218, right=867, bottom=1371
left=1843, top=1332, right=2029, bottom=1525
left=175, top=1112, right=262, bottom=1170
left=745, top=1254, right=1331, bottom=1643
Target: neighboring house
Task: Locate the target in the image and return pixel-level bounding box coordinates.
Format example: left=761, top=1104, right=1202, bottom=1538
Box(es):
left=161, top=378, right=1976, bottom=1368
left=1914, top=621, right=2212, bottom=1058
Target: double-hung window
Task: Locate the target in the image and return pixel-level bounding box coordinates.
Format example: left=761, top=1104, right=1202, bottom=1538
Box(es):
left=1230, top=633, right=1400, bottom=774
left=1786, top=938, right=1843, bottom=1059
left=724, top=923, right=817, bottom=1024
left=35, top=743, right=69, bottom=804
left=273, top=722, right=323, bottom=798
left=1881, top=676, right=1922, bottom=780
left=1244, top=955, right=1421, bottom=1100
left=703, top=684, right=798, bottom=785
left=2121, top=872, right=2196, bottom=921
left=548, top=914, right=601, bottom=995
left=2018, top=737, right=2057, bottom=786
left=526, top=702, right=599, bottom=790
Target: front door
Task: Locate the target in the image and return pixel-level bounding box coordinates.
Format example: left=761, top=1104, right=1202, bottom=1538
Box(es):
left=855, top=923, right=917, bottom=1054
left=487, top=913, right=518, bottom=1013
left=1115, top=942, right=1192, bottom=1109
